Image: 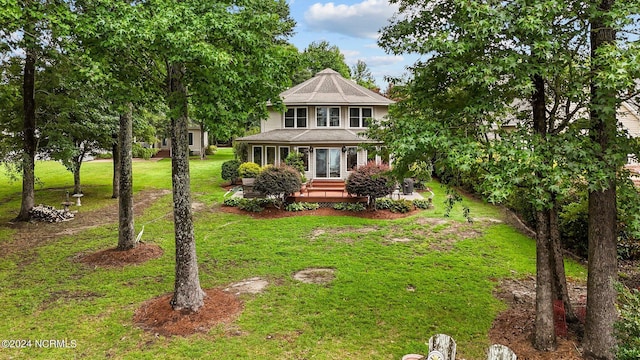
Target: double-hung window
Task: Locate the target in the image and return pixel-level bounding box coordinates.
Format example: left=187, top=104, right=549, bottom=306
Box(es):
left=349, top=108, right=373, bottom=128
left=316, top=107, right=340, bottom=127
left=284, top=108, right=307, bottom=128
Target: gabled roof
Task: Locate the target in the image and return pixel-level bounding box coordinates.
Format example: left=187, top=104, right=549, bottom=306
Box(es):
left=279, top=69, right=394, bottom=106
left=236, top=129, right=380, bottom=144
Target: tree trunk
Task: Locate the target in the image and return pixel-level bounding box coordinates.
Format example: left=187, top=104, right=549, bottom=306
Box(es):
left=167, top=62, right=205, bottom=312
left=117, top=104, right=136, bottom=250
left=16, top=43, right=37, bottom=221
left=534, top=210, right=557, bottom=351
left=199, top=122, right=206, bottom=160
left=72, top=152, right=83, bottom=195
left=549, top=202, right=577, bottom=323
left=583, top=1, right=618, bottom=358
left=531, top=73, right=556, bottom=351
left=112, top=137, right=120, bottom=199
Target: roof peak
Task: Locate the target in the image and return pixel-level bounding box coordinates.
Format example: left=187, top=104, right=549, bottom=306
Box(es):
left=315, top=68, right=341, bottom=76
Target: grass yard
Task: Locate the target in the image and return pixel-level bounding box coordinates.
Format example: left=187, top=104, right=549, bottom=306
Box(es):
left=0, top=148, right=585, bottom=359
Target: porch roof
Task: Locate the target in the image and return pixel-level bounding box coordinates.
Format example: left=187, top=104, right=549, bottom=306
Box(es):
left=235, top=129, right=380, bottom=145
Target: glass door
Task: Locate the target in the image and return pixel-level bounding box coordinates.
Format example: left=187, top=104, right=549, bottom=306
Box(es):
left=315, top=148, right=341, bottom=178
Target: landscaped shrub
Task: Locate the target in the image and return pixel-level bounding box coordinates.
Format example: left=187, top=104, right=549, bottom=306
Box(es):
left=413, top=199, right=433, bottom=209
left=206, top=145, right=218, bottom=155
left=375, top=198, right=413, bottom=213
left=238, top=162, right=262, bottom=178
left=285, top=202, right=319, bottom=211
left=237, top=198, right=264, bottom=212
left=221, top=160, right=241, bottom=183
left=223, top=197, right=240, bottom=207
left=333, top=202, right=366, bottom=212
left=253, top=165, right=302, bottom=208
left=346, top=162, right=394, bottom=209
left=132, top=143, right=159, bottom=159
left=285, top=151, right=305, bottom=174
left=94, top=152, right=113, bottom=159
left=615, top=284, right=640, bottom=360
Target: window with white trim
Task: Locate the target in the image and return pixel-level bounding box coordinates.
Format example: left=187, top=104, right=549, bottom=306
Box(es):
left=284, top=108, right=307, bottom=128
left=279, top=146, right=290, bottom=165
left=349, top=107, right=373, bottom=128
left=266, top=146, right=276, bottom=165
left=252, top=146, right=262, bottom=166
left=346, top=147, right=358, bottom=170
left=316, top=107, right=340, bottom=127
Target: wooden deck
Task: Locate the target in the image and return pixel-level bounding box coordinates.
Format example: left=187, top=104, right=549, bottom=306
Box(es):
left=289, top=179, right=367, bottom=203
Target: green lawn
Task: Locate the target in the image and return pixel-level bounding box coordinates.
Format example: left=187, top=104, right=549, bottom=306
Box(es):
left=0, top=148, right=585, bottom=359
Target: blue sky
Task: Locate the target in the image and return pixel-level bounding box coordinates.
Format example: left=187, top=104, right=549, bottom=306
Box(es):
left=286, top=0, right=420, bottom=88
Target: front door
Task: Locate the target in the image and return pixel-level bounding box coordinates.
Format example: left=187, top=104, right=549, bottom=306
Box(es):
left=315, top=148, right=341, bottom=178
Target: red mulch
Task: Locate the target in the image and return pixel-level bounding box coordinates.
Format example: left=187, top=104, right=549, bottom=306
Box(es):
left=220, top=205, right=420, bottom=219
left=133, top=289, right=243, bottom=337
left=77, top=242, right=163, bottom=268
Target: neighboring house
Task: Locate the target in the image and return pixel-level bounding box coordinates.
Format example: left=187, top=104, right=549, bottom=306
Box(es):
left=235, top=69, right=395, bottom=181
left=157, top=124, right=209, bottom=156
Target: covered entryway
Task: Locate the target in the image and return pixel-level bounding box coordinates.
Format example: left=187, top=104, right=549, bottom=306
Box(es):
left=314, top=148, right=341, bottom=179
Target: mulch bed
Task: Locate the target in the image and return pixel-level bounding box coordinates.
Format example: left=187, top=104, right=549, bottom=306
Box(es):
left=77, top=242, right=164, bottom=268
left=220, top=205, right=420, bottom=219
left=133, top=289, right=243, bottom=337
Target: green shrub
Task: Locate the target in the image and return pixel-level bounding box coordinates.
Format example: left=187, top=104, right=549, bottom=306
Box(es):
left=333, top=202, right=366, bottom=212
left=615, top=284, right=640, bottom=360
left=237, top=198, right=264, bottom=212
left=223, top=197, right=240, bottom=207
left=132, top=143, right=159, bottom=160
left=375, top=198, right=392, bottom=210
left=253, top=165, right=302, bottom=207
left=221, top=160, right=241, bottom=183
left=284, top=151, right=306, bottom=174
left=285, top=202, right=319, bottom=212
left=206, top=145, right=218, bottom=155
left=94, top=152, right=113, bottom=159
left=389, top=199, right=413, bottom=213
left=238, top=162, right=262, bottom=178
left=346, top=161, right=394, bottom=209
left=413, top=199, right=433, bottom=209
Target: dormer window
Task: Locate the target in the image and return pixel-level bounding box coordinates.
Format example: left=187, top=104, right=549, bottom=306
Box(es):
left=285, top=108, right=307, bottom=128
left=317, top=107, right=340, bottom=127
left=349, top=107, right=373, bottom=128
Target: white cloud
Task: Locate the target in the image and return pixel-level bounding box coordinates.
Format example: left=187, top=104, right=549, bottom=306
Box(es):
left=366, top=55, right=404, bottom=66
left=304, top=0, right=398, bottom=39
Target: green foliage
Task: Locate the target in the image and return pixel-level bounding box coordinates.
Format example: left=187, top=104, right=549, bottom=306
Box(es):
left=206, top=145, right=217, bottom=155
left=293, top=40, right=351, bottom=84
left=346, top=162, right=394, bottom=209
left=221, top=160, right=241, bottom=183
left=131, top=143, right=158, bottom=160
left=253, top=165, right=301, bottom=207
left=238, top=162, right=262, bottom=178
left=223, top=197, right=240, bottom=207
left=333, top=202, right=366, bottom=212
left=615, top=284, right=640, bottom=360
left=285, top=202, right=319, bottom=212
left=376, top=198, right=413, bottom=213
left=94, top=152, right=113, bottom=160
left=237, top=198, right=265, bottom=212
left=284, top=151, right=305, bottom=174
left=351, top=60, right=377, bottom=90
left=412, top=199, right=433, bottom=210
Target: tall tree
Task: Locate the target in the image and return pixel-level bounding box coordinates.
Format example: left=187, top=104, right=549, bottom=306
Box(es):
left=293, top=40, right=351, bottom=84
left=117, top=103, right=136, bottom=250
left=144, top=0, right=296, bottom=311
left=582, top=0, right=640, bottom=357
left=1, top=0, right=72, bottom=220
left=351, top=60, right=377, bottom=91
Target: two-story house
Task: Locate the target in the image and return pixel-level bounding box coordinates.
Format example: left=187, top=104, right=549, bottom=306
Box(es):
left=236, top=69, right=394, bottom=181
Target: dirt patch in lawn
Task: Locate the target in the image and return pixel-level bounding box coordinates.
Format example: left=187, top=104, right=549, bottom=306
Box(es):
left=293, top=268, right=336, bottom=285
left=221, top=205, right=419, bottom=219
left=490, top=277, right=587, bottom=360
left=134, top=289, right=243, bottom=337
left=77, top=242, right=164, bottom=268
left=2, top=189, right=171, bottom=260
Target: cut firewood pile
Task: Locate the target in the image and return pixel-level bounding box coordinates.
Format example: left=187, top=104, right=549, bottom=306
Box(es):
left=29, top=205, right=75, bottom=223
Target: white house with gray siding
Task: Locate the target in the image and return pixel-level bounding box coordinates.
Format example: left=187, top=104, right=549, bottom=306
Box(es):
left=236, top=69, right=394, bottom=181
